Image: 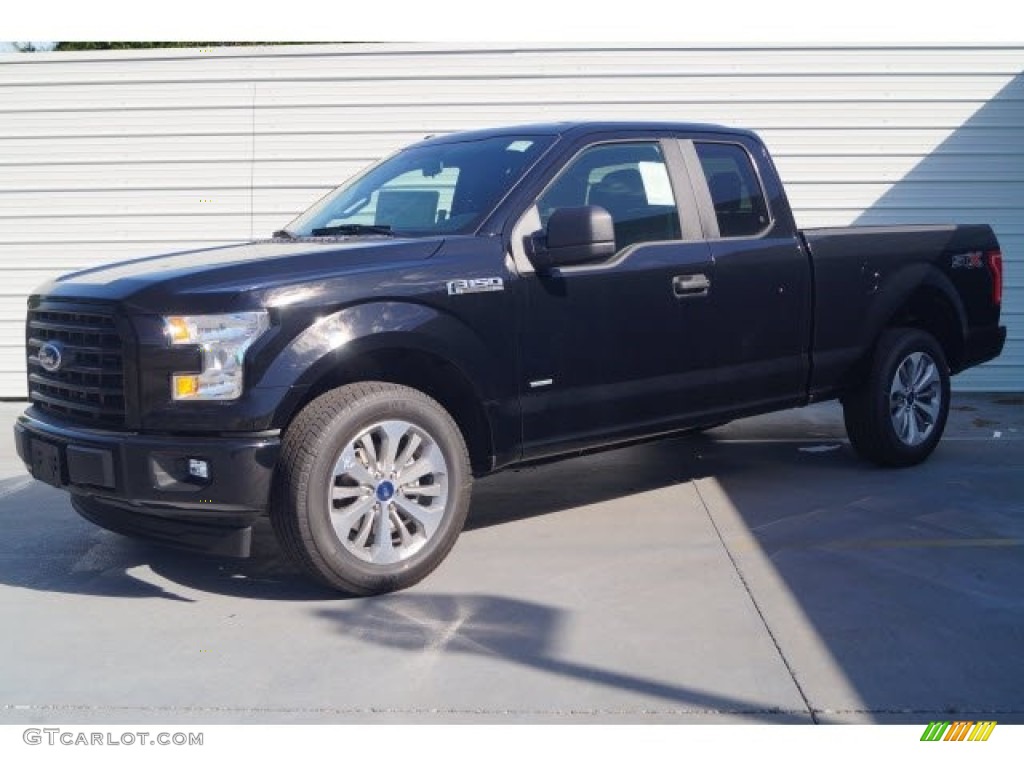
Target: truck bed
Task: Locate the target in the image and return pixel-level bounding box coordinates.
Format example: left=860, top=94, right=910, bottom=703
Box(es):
left=800, top=223, right=1003, bottom=398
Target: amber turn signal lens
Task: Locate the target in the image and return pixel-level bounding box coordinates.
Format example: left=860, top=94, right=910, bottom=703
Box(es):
left=172, top=374, right=200, bottom=400
left=165, top=316, right=193, bottom=344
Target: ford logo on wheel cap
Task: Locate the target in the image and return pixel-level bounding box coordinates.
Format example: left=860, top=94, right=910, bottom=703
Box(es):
left=37, top=342, right=64, bottom=373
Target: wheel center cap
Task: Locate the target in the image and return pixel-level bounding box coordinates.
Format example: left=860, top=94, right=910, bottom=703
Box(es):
left=375, top=480, right=395, bottom=502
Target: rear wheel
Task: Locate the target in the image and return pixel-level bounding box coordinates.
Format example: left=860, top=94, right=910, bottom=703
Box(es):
left=271, top=382, right=472, bottom=594
left=843, top=328, right=951, bottom=467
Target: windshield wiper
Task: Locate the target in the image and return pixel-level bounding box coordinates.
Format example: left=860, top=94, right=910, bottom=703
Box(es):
left=272, top=229, right=295, bottom=239
left=310, top=224, right=394, bottom=237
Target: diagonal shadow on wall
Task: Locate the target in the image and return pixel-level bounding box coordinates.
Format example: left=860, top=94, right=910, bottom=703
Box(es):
left=854, top=72, right=1024, bottom=390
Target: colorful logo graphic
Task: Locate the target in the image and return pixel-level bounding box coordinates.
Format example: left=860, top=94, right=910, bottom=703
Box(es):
left=920, top=721, right=996, bottom=742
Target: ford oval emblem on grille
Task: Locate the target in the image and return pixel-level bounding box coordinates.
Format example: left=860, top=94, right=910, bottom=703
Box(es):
left=37, top=342, right=64, bottom=373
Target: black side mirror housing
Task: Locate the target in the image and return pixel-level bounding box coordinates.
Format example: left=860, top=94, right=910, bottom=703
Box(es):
left=528, top=206, right=616, bottom=271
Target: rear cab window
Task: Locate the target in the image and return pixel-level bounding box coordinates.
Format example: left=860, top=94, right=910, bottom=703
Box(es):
left=694, top=142, right=771, bottom=238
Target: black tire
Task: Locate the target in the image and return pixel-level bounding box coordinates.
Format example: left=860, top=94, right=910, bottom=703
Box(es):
left=842, top=328, right=951, bottom=468
left=270, top=382, right=472, bottom=595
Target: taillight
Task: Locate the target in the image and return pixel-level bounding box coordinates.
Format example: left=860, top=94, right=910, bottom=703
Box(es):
left=987, top=249, right=1003, bottom=305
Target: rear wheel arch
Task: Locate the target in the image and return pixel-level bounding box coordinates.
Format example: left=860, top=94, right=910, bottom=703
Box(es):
left=885, top=283, right=966, bottom=373
left=849, top=269, right=967, bottom=390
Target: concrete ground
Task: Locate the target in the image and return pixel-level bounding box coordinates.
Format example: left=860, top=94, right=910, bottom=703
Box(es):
left=0, top=394, right=1021, bottom=725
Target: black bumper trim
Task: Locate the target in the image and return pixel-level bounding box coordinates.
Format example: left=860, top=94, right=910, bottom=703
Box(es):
left=73, top=495, right=253, bottom=557
left=15, top=409, right=280, bottom=517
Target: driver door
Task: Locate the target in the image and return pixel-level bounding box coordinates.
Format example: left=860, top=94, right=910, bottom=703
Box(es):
left=515, top=139, right=716, bottom=458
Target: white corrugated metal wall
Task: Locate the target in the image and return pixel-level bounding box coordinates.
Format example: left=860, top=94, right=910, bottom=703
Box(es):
left=0, top=43, right=1020, bottom=395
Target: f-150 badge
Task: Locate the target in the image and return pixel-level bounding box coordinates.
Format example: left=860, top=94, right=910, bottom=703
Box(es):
left=447, top=277, right=505, bottom=295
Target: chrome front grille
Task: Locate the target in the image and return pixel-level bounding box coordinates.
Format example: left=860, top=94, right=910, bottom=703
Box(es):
left=27, top=304, right=126, bottom=427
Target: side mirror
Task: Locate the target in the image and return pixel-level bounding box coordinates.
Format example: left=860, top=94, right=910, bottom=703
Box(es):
left=528, top=206, right=616, bottom=271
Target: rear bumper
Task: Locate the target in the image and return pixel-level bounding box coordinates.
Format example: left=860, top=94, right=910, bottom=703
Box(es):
left=14, top=408, right=280, bottom=556
left=959, top=325, right=1007, bottom=371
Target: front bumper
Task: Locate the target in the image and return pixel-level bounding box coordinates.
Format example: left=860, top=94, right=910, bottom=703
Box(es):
left=14, top=407, right=280, bottom=556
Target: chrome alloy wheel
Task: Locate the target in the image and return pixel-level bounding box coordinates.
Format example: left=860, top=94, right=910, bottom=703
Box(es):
left=329, top=419, right=449, bottom=565
left=888, top=351, right=942, bottom=447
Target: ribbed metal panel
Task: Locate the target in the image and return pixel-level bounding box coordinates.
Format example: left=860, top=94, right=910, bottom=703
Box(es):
left=0, top=43, right=1021, bottom=394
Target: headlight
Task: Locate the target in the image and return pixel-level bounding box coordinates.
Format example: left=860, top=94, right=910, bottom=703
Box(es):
left=164, top=311, right=270, bottom=401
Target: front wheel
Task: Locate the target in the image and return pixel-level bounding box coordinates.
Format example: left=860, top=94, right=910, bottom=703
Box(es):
left=270, top=382, right=472, bottom=594
left=843, top=328, right=951, bottom=467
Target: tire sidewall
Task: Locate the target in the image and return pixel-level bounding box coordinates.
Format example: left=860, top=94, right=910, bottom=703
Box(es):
left=300, top=389, right=471, bottom=593
left=869, top=329, right=951, bottom=465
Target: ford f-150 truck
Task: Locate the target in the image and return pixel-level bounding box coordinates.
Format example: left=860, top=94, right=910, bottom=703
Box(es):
left=14, top=122, right=1006, bottom=594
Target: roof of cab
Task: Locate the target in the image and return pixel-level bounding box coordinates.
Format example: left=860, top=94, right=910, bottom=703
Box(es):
left=414, top=121, right=759, bottom=146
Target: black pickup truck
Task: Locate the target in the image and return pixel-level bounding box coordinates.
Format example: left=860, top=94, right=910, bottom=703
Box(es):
left=14, top=122, right=1006, bottom=594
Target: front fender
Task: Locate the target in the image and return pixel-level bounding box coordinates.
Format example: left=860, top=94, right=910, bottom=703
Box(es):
left=257, top=300, right=509, bottom=429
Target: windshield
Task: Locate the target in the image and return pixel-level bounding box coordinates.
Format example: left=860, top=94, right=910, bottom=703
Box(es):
left=283, top=135, right=555, bottom=237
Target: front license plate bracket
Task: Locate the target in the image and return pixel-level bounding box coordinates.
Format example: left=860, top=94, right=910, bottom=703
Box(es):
left=30, top=440, right=63, bottom=488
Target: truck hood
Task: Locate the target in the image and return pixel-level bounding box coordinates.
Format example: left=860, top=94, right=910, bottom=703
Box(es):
left=34, top=237, right=445, bottom=310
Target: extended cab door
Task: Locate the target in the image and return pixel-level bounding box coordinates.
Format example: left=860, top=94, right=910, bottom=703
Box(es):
left=678, top=136, right=811, bottom=412
left=511, top=137, right=717, bottom=458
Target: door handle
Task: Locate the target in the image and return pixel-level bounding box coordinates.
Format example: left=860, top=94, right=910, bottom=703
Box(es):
left=673, top=273, right=711, bottom=298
